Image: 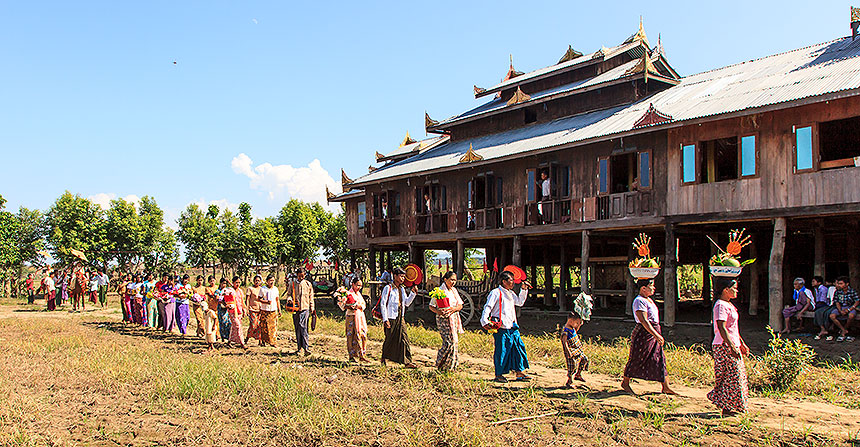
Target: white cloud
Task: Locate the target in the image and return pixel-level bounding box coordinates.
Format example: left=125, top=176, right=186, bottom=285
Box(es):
left=88, top=193, right=141, bottom=209
left=231, top=153, right=340, bottom=211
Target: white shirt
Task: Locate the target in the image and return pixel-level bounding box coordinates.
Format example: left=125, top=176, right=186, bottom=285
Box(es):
left=827, top=286, right=837, bottom=306
left=541, top=179, right=551, bottom=198
left=379, top=284, right=416, bottom=322
left=632, top=295, right=660, bottom=325
left=97, top=273, right=109, bottom=287
left=258, top=285, right=279, bottom=312
left=44, top=277, right=55, bottom=292
left=480, top=286, right=528, bottom=329
left=89, top=277, right=99, bottom=291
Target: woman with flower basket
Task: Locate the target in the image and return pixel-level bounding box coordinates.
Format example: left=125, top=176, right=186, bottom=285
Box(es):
left=336, top=277, right=369, bottom=362
left=430, top=271, right=464, bottom=371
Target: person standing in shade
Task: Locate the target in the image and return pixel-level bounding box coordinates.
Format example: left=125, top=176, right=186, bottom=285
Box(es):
left=88, top=270, right=99, bottom=305
left=829, top=276, right=859, bottom=342
left=380, top=267, right=418, bottom=367
left=258, top=274, right=280, bottom=347
left=708, top=278, right=750, bottom=416
left=287, top=268, right=315, bottom=355
left=25, top=273, right=35, bottom=304
left=621, top=279, right=677, bottom=395
left=480, top=271, right=532, bottom=382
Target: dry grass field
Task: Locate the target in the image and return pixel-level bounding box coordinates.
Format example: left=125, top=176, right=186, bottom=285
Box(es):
left=1, top=297, right=858, bottom=447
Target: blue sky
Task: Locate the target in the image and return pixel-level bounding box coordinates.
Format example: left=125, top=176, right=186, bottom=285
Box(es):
left=0, top=1, right=850, bottom=226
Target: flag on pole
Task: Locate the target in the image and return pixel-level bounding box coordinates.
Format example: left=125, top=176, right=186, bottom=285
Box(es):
left=483, top=260, right=488, bottom=273
left=445, top=259, right=450, bottom=271
left=437, top=259, right=442, bottom=269
left=493, top=258, right=499, bottom=272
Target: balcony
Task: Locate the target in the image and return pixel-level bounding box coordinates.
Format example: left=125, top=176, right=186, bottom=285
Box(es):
left=367, top=218, right=401, bottom=238
left=416, top=212, right=449, bottom=234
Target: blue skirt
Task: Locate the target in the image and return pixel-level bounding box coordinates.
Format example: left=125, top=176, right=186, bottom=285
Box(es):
left=217, top=304, right=232, bottom=341
left=493, top=326, right=529, bottom=377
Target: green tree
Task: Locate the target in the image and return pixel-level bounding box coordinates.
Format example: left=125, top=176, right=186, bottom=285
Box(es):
left=245, top=216, right=279, bottom=273
left=0, top=196, right=22, bottom=296
left=146, top=228, right=179, bottom=274
left=45, top=191, right=108, bottom=265
left=276, top=200, right=320, bottom=268
left=15, top=206, right=46, bottom=268
left=105, top=198, right=141, bottom=271
left=217, top=208, right=240, bottom=276
left=177, top=203, right=219, bottom=276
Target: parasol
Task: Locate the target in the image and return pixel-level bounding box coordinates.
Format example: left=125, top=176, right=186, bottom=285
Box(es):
left=403, top=264, right=423, bottom=287
left=502, top=265, right=527, bottom=284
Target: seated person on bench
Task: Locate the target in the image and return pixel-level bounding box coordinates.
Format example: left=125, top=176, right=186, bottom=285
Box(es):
left=781, top=277, right=813, bottom=335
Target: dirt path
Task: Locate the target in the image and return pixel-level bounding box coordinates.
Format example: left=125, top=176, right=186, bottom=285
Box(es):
left=3, top=302, right=852, bottom=442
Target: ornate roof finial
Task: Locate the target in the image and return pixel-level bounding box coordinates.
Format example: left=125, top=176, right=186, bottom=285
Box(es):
left=459, top=143, right=484, bottom=163
left=502, top=54, right=524, bottom=82
left=341, top=169, right=353, bottom=187
left=425, top=111, right=439, bottom=129
left=400, top=131, right=416, bottom=147
left=325, top=186, right=336, bottom=202
left=368, top=165, right=378, bottom=173
left=474, top=85, right=487, bottom=96
left=633, top=103, right=673, bottom=128
left=558, top=45, right=583, bottom=64
left=506, top=86, right=531, bottom=106
left=656, top=33, right=664, bottom=57
left=624, top=16, right=649, bottom=47
left=375, top=151, right=385, bottom=162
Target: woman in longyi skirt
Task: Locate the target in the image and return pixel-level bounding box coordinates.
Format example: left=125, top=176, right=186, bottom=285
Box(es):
left=621, top=279, right=677, bottom=395
left=708, top=277, right=750, bottom=415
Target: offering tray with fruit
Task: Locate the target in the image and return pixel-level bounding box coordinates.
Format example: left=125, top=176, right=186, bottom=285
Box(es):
left=708, top=229, right=755, bottom=277
left=628, top=233, right=661, bottom=279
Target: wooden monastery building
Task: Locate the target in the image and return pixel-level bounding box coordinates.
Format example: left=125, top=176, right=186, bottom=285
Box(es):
left=330, top=15, right=860, bottom=329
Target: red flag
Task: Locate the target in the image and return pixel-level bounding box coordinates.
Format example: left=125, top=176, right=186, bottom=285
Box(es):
left=445, top=259, right=450, bottom=271
left=437, top=259, right=442, bottom=269
left=493, top=258, right=499, bottom=272
left=483, top=260, right=488, bottom=273
left=304, top=258, right=314, bottom=271
left=334, top=260, right=339, bottom=271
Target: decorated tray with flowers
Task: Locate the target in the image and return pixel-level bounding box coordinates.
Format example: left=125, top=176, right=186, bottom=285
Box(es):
left=708, top=228, right=756, bottom=277
left=628, top=233, right=661, bottom=279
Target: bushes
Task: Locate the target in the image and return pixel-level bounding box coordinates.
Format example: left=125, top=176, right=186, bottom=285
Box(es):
left=754, top=326, right=816, bottom=391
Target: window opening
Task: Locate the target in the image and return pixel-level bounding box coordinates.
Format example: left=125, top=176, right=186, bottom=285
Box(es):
left=682, top=144, right=696, bottom=183
left=740, top=135, right=756, bottom=177
left=699, top=137, right=739, bottom=183
left=524, top=107, right=537, bottom=124
left=795, top=126, right=814, bottom=171
left=609, top=153, right=635, bottom=194
left=819, top=116, right=860, bottom=169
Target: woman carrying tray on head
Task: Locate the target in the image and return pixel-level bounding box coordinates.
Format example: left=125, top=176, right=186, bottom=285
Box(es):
left=621, top=278, right=677, bottom=395
left=481, top=270, right=532, bottom=383
left=708, top=277, right=750, bottom=415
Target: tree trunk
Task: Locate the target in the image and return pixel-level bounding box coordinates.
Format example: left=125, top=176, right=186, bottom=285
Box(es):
left=768, top=218, right=788, bottom=330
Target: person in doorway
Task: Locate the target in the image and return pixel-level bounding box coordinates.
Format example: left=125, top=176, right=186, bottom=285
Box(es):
left=780, top=277, right=813, bottom=335
left=620, top=279, right=677, bottom=395
left=708, top=278, right=750, bottom=416
left=538, top=170, right=551, bottom=223
left=480, top=271, right=532, bottom=382
left=829, top=276, right=859, bottom=342
left=430, top=271, right=464, bottom=371
left=287, top=268, right=315, bottom=355
left=380, top=267, right=418, bottom=367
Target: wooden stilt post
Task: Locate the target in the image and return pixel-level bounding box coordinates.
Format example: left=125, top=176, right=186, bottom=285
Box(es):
left=814, top=222, right=825, bottom=279
left=748, top=242, right=760, bottom=316
left=581, top=230, right=590, bottom=294
left=560, top=244, right=568, bottom=311
left=664, top=224, right=677, bottom=327
left=512, top=235, right=522, bottom=267
left=408, top=242, right=418, bottom=265
left=544, top=245, right=554, bottom=307
left=768, top=218, right=787, bottom=330
left=386, top=251, right=393, bottom=272
left=350, top=250, right=356, bottom=273
left=626, top=238, right=636, bottom=316
left=455, top=239, right=465, bottom=278
left=369, top=246, right=377, bottom=299
left=849, top=221, right=860, bottom=290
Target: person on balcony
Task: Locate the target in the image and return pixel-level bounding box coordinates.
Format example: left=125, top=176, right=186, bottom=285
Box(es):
left=538, top=170, right=551, bottom=223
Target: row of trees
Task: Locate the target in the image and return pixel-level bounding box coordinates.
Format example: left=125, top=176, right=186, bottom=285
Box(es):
left=0, top=192, right=346, bottom=292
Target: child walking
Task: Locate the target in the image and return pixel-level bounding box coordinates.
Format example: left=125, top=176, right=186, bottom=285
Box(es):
left=560, top=312, right=589, bottom=388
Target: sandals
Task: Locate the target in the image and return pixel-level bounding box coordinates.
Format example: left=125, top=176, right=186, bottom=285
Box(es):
left=837, top=336, right=846, bottom=342
left=494, top=376, right=509, bottom=383
left=846, top=336, right=856, bottom=342
left=814, top=335, right=822, bottom=340
left=515, top=375, right=532, bottom=382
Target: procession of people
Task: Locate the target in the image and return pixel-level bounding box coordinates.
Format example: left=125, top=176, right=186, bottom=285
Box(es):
left=23, top=228, right=794, bottom=418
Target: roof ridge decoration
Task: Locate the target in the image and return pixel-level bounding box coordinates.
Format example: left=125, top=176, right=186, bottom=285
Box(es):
left=400, top=131, right=417, bottom=147
left=459, top=143, right=484, bottom=163
left=425, top=112, right=439, bottom=129
left=558, top=45, right=584, bottom=64
left=474, top=85, right=487, bottom=96
left=592, top=46, right=608, bottom=59
left=655, top=33, right=665, bottom=57
left=853, top=7, right=860, bottom=40
left=623, top=16, right=649, bottom=48
left=502, top=54, right=524, bottom=82
left=506, top=86, right=532, bottom=106
left=341, top=169, right=353, bottom=188
left=368, top=165, right=378, bottom=173
left=633, top=103, right=673, bottom=128
left=375, top=151, right=386, bottom=162
left=325, top=186, right=336, bottom=202
left=625, top=51, right=659, bottom=82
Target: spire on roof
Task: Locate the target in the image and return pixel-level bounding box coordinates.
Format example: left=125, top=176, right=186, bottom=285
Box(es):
left=459, top=143, right=484, bottom=163
left=425, top=111, right=439, bottom=129
left=655, top=33, right=665, bottom=57
left=400, top=131, right=417, bottom=147
left=623, top=16, right=650, bottom=47
left=368, top=165, right=378, bottom=173
left=325, top=186, right=336, bottom=202
left=633, top=103, right=673, bottom=128
left=506, top=86, right=532, bottom=106
left=558, top=45, right=583, bottom=64
left=341, top=169, right=353, bottom=188
left=502, top=54, right=524, bottom=82
left=592, top=46, right=608, bottom=59
left=625, top=51, right=658, bottom=82
left=375, top=151, right=385, bottom=162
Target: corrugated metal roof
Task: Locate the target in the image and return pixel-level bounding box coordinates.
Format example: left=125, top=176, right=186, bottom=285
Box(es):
left=477, top=41, right=645, bottom=97
left=328, top=190, right=365, bottom=203
left=353, top=36, right=860, bottom=187
left=377, top=136, right=447, bottom=161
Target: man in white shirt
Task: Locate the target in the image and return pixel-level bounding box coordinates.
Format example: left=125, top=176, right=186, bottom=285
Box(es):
left=481, top=271, right=532, bottom=383
left=258, top=274, right=281, bottom=348
left=96, top=269, right=109, bottom=307
left=538, top=170, right=552, bottom=223
left=380, top=267, right=418, bottom=367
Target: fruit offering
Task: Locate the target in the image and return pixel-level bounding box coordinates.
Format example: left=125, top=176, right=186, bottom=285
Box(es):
left=628, top=233, right=660, bottom=269
left=708, top=229, right=756, bottom=268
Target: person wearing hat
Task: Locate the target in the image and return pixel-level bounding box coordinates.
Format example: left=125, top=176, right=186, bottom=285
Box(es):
left=480, top=270, right=532, bottom=383
left=708, top=277, right=750, bottom=415
left=621, top=279, right=677, bottom=395
left=380, top=267, right=418, bottom=367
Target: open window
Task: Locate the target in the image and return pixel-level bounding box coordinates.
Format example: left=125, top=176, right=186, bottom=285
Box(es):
left=794, top=125, right=815, bottom=172
left=699, top=137, right=739, bottom=183
left=681, top=144, right=697, bottom=184
left=598, top=157, right=609, bottom=195
left=357, top=202, right=366, bottom=229
left=740, top=135, right=757, bottom=177
left=819, top=116, right=860, bottom=170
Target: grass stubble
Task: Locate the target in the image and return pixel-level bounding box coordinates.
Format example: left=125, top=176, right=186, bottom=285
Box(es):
left=0, top=307, right=854, bottom=446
